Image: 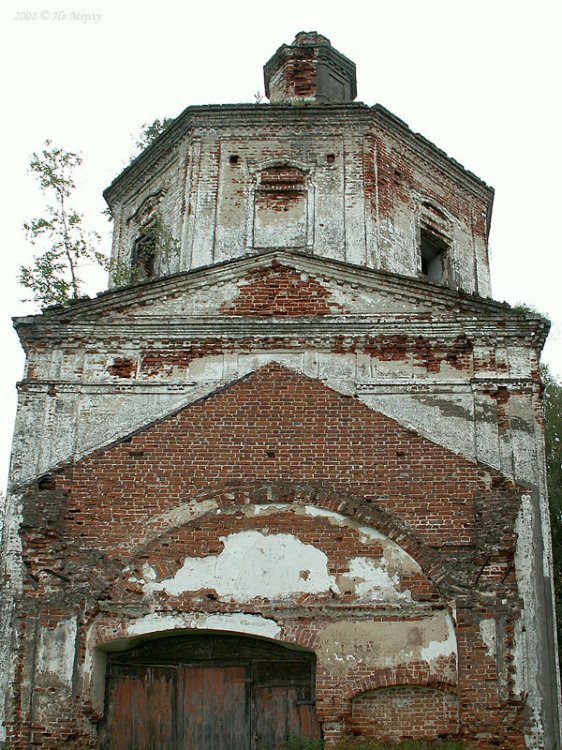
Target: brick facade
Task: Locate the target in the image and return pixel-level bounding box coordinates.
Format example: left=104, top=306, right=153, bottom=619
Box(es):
left=1, top=31, right=560, bottom=750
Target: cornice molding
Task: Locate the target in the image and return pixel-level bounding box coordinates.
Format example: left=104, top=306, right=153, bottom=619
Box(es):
left=103, top=103, right=493, bottom=208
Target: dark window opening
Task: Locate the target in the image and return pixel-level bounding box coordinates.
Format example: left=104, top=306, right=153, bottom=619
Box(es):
left=132, top=229, right=157, bottom=281
left=326, top=153, right=335, bottom=164
left=38, top=474, right=55, bottom=490
left=420, top=228, right=448, bottom=283
left=229, top=154, right=240, bottom=165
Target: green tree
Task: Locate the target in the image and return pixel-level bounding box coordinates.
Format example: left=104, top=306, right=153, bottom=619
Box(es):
left=19, top=141, right=106, bottom=307
left=134, top=117, right=174, bottom=153
left=543, top=364, right=562, bottom=666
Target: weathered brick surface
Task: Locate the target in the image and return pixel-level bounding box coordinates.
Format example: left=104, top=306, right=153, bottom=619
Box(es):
left=3, top=365, right=530, bottom=748
left=103, top=108, right=493, bottom=294
left=1, top=32, right=559, bottom=750
left=52, top=365, right=515, bottom=551
left=345, top=685, right=459, bottom=742
left=220, top=263, right=341, bottom=316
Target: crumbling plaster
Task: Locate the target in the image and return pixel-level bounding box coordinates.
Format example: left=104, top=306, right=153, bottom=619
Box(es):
left=105, top=107, right=492, bottom=296
left=9, top=343, right=544, bottom=489
left=70, top=500, right=454, bottom=723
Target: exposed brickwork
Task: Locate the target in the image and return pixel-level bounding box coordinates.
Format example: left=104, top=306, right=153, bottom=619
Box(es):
left=2, top=31, right=558, bottom=750
left=259, top=165, right=306, bottom=190
left=107, top=356, right=136, bottom=378
left=49, top=365, right=519, bottom=551
left=7, top=364, right=529, bottom=748
left=345, top=686, right=459, bottom=742
left=220, top=264, right=341, bottom=316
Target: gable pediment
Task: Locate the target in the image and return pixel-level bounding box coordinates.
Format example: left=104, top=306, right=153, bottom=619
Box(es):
left=29, top=363, right=523, bottom=591
left=14, top=250, right=547, bottom=348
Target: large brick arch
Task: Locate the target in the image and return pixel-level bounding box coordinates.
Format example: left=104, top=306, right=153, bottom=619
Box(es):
left=99, top=480, right=455, bottom=604
left=338, top=665, right=458, bottom=702
left=26, top=364, right=524, bottom=569
left=20, top=364, right=523, bottom=613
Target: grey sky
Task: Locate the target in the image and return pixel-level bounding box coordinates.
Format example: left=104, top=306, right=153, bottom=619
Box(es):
left=1, top=0, right=561, bottom=490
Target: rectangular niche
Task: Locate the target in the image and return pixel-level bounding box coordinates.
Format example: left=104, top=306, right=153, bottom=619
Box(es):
left=251, top=164, right=311, bottom=249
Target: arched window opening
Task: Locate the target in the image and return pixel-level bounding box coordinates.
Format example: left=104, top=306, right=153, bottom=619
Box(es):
left=132, top=224, right=158, bottom=281
left=420, top=227, right=448, bottom=283
left=417, top=200, right=453, bottom=286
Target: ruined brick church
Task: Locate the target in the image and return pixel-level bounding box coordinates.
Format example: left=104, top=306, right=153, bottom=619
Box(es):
left=1, top=32, right=560, bottom=749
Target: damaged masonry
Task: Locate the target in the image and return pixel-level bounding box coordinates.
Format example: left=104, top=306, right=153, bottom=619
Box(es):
left=1, top=31, right=560, bottom=749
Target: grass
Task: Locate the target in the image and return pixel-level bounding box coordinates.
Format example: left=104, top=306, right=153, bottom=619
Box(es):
left=333, top=742, right=472, bottom=749
left=282, top=740, right=490, bottom=750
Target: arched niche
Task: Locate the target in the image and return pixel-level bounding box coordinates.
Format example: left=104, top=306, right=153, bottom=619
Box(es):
left=106, top=503, right=441, bottom=608
left=345, top=683, right=459, bottom=744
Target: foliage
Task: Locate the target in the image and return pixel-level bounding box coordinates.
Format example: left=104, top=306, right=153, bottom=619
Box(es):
left=109, top=215, right=179, bottom=288
left=281, top=737, right=323, bottom=750
left=19, top=141, right=106, bottom=307
left=332, top=742, right=486, bottom=750
left=280, top=741, right=490, bottom=750
left=542, top=364, right=562, bottom=666
left=134, top=117, right=174, bottom=153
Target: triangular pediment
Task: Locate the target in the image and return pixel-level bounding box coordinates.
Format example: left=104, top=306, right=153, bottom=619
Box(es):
left=14, top=250, right=545, bottom=338
left=36, top=363, right=523, bottom=564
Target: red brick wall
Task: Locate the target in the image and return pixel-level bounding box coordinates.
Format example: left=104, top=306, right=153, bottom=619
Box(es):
left=220, top=263, right=340, bottom=316
left=12, top=363, right=526, bottom=749
left=346, top=686, right=459, bottom=742
left=56, top=363, right=518, bottom=553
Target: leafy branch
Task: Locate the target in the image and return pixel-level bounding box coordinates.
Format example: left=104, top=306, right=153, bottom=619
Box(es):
left=19, top=141, right=107, bottom=307
left=132, top=117, right=174, bottom=158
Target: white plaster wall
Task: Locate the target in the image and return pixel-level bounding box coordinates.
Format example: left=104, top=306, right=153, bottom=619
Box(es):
left=138, top=508, right=423, bottom=605
left=36, top=618, right=77, bottom=691
left=0, top=491, right=24, bottom=743
left=515, top=494, right=544, bottom=747
left=317, top=612, right=457, bottom=680
left=143, top=530, right=339, bottom=600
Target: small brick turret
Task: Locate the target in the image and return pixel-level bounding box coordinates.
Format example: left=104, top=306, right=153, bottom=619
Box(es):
left=264, top=31, right=357, bottom=103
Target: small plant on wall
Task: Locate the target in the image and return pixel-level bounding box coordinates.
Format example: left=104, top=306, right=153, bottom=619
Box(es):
left=110, top=215, right=179, bottom=287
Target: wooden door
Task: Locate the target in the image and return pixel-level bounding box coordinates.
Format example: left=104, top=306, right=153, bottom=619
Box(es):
left=102, top=634, right=320, bottom=749
left=252, top=660, right=320, bottom=749
left=104, top=664, right=177, bottom=750
left=178, top=665, right=250, bottom=749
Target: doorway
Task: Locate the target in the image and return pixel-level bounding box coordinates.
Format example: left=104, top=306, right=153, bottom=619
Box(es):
left=101, top=633, right=320, bottom=749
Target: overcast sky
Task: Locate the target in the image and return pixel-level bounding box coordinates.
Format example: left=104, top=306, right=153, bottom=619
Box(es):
left=1, top=0, right=561, bottom=491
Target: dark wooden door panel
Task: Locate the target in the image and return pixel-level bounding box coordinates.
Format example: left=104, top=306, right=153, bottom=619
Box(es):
left=253, top=685, right=320, bottom=750
left=295, top=698, right=322, bottom=740
left=178, top=665, right=250, bottom=750
left=103, top=636, right=320, bottom=749
left=105, top=665, right=176, bottom=750
left=254, top=686, right=288, bottom=750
